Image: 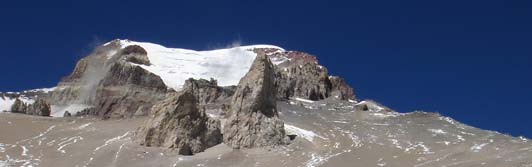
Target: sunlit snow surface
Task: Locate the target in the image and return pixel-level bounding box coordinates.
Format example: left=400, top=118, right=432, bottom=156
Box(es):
left=117, top=40, right=285, bottom=90
left=0, top=96, right=34, bottom=112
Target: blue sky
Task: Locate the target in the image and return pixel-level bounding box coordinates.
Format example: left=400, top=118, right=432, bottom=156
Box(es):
left=1, top=0, right=531, bottom=137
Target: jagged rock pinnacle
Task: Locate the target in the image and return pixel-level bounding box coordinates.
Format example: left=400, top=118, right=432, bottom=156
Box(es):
left=223, top=53, right=289, bottom=149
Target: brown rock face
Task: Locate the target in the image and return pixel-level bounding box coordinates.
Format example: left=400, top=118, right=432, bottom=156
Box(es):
left=223, top=53, right=289, bottom=149
left=182, top=78, right=236, bottom=105
left=122, top=45, right=151, bottom=65
left=135, top=88, right=222, bottom=155
left=329, top=76, right=356, bottom=100
left=10, top=99, right=26, bottom=114
left=95, top=61, right=168, bottom=118
left=43, top=41, right=168, bottom=118
left=254, top=49, right=356, bottom=101
left=10, top=99, right=51, bottom=116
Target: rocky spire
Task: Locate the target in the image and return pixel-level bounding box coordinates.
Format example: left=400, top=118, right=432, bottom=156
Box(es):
left=223, top=53, right=289, bottom=149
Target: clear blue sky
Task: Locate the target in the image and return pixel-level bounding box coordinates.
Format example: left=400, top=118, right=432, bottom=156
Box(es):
left=1, top=0, right=531, bottom=137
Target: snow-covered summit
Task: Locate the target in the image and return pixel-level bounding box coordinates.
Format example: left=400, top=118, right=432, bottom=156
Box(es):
left=107, top=39, right=286, bottom=90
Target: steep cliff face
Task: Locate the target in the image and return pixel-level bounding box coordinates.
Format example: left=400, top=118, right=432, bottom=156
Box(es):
left=223, top=54, right=289, bottom=149
left=42, top=41, right=169, bottom=118
left=254, top=48, right=356, bottom=101
left=94, top=59, right=168, bottom=118
left=135, top=87, right=222, bottom=155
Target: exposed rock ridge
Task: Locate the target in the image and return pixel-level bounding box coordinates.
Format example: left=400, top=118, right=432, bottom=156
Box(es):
left=253, top=48, right=356, bottom=101
left=44, top=41, right=169, bottom=118
left=223, top=53, right=289, bottom=149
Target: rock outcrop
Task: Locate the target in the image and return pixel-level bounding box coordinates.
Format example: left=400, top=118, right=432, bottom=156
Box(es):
left=223, top=53, right=289, bottom=149
left=122, top=45, right=151, bottom=65
left=135, top=87, right=222, bottom=155
left=63, top=111, right=72, bottom=117
left=254, top=48, right=356, bottom=101
left=10, top=99, right=27, bottom=114
left=182, top=78, right=236, bottom=105
left=43, top=40, right=169, bottom=118
left=94, top=60, right=168, bottom=118
left=329, top=76, right=356, bottom=100
left=10, top=99, right=51, bottom=116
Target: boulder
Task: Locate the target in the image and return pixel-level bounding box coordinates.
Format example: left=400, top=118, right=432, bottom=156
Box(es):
left=182, top=78, right=236, bottom=105
left=135, top=89, right=222, bottom=155
left=25, top=99, right=51, bottom=116
left=63, top=111, right=72, bottom=117
left=10, top=99, right=27, bottom=114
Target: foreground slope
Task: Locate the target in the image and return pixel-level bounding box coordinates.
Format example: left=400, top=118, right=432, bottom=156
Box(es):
left=1, top=99, right=531, bottom=167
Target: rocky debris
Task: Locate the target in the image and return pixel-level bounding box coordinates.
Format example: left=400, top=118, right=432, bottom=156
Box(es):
left=223, top=53, right=289, bottom=149
left=63, top=111, right=72, bottom=117
left=182, top=78, right=236, bottom=105
left=75, top=107, right=97, bottom=116
left=10, top=99, right=51, bottom=116
left=135, top=89, right=222, bottom=155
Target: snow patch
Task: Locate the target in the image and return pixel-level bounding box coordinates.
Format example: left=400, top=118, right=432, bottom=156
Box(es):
left=75, top=123, right=92, bottom=130
left=0, top=96, right=35, bottom=112
left=470, top=143, right=489, bottom=152
left=22, top=87, right=57, bottom=93
left=118, top=40, right=285, bottom=90
left=294, top=98, right=315, bottom=103
left=284, top=124, right=324, bottom=142
left=428, top=129, right=447, bottom=135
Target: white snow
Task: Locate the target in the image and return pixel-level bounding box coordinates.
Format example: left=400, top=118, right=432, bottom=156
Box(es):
left=50, top=104, right=92, bottom=117
left=470, top=143, right=489, bottom=152
left=75, top=123, right=92, bottom=130
left=21, top=145, right=28, bottom=156
left=0, top=96, right=35, bottom=112
left=428, top=129, right=447, bottom=135
left=295, top=98, right=315, bottom=103
left=356, top=100, right=385, bottom=112
left=284, top=124, right=323, bottom=142
left=118, top=40, right=285, bottom=90
left=22, top=87, right=57, bottom=94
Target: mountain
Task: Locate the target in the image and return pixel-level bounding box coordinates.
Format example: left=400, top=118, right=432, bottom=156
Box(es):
left=0, top=39, right=531, bottom=167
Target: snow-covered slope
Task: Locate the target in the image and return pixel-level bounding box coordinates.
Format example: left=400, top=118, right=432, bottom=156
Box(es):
left=111, top=40, right=285, bottom=90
